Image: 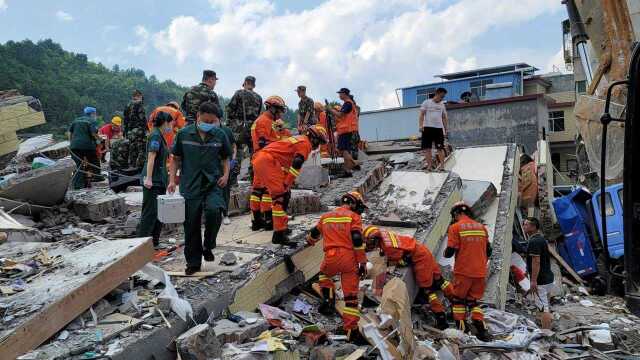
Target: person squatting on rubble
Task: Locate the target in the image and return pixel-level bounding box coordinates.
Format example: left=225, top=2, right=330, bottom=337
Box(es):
left=226, top=75, right=263, bottom=183
left=137, top=111, right=173, bottom=248
left=122, top=89, right=147, bottom=169
left=69, top=106, right=101, bottom=189
left=314, top=101, right=332, bottom=158
left=327, top=88, right=359, bottom=178
left=523, top=216, right=554, bottom=330
left=250, top=96, right=289, bottom=233
left=182, top=70, right=222, bottom=125
left=97, top=115, right=123, bottom=159
left=306, top=191, right=368, bottom=341
left=252, top=124, right=329, bottom=246
left=168, top=101, right=232, bottom=276
left=418, top=87, right=449, bottom=171
left=444, top=201, right=492, bottom=341
left=363, top=225, right=454, bottom=330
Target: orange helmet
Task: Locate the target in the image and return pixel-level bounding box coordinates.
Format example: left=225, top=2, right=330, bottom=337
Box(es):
left=306, top=125, right=328, bottom=144
left=342, top=191, right=366, bottom=214
left=333, top=105, right=341, bottom=111
left=450, top=201, right=472, bottom=217
left=265, top=95, right=286, bottom=109
left=314, top=101, right=324, bottom=112
left=363, top=225, right=382, bottom=251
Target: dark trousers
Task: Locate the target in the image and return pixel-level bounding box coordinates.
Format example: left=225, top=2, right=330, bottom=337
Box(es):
left=136, top=185, right=165, bottom=245
left=222, top=183, right=231, bottom=217
left=71, top=148, right=100, bottom=189
left=184, top=189, right=224, bottom=267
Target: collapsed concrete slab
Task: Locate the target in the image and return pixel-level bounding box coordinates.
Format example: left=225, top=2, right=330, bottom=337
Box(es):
left=444, top=144, right=519, bottom=310
left=0, top=209, right=49, bottom=243
left=66, top=187, right=126, bottom=222
left=0, top=238, right=154, bottom=359
left=461, top=180, right=498, bottom=217
left=0, top=157, right=75, bottom=214
left=320, top=161, right=387, bottom=207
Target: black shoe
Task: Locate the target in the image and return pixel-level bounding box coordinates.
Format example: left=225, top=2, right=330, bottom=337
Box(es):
left=251, top=211, right=264, bottom=231
left=472, top=320, right=492, bottom=342
left=203, top=249, right=215, bottom=262
left=434, top=312, right=449, bottom=330
left=318, top=301, right=335, bottom=316
left=185, top=266, right=201, bottom=275
left=263, top=212, right=274, bottom=231
left=353, top=165, right=362, bottom=171
left=272, top=230, right=295, bottom=247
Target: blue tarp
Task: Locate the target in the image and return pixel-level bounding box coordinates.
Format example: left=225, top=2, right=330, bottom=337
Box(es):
left=552, top=188, right=597, bottom=278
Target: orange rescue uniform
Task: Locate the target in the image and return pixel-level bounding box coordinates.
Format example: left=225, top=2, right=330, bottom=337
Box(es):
left=447, top=214, right=490, bottom=321
left=336, top=99, right=357, bottom=136
left=375, top=229, right=453, bottom=313
left=251, top=135, right=313, bottom=231
left=250, top=112, right=282, bottom=215
left=277, top=128, right=292, bottom=139
left=314, top=206, right=365, bottom=330
left=147, top=106, right=186, bottom=147
left=317, top=110, right=333, bottom=157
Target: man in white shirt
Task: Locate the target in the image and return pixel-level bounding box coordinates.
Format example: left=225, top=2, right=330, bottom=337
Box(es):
left=418, top=88, right=448, bottom=171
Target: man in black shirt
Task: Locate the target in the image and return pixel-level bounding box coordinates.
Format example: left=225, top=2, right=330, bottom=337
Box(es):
left=524, top=216, right=554, bottom=329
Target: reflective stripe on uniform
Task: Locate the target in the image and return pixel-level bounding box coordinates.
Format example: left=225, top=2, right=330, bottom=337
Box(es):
left=287, top=137, right=299, bottom=144
left=342, top=307, right=361, bottom=317
left=364, top=226, right=379, bottom=238
left=452, top=305, right=466, bottom=313
left=388, top=232, right=399, bottom=248
left=272, top=210, right=287, bottom=217
left=428, top=293, right=438, bottom=302
left=319, top=274, right=330, bottom=281
left=250, top=195, right=261, bottom=202
left=441, top=281, right=451, bottom=290
left=288, top=167, right=300, bottom=177
left=471, top=307, right=483, bottom=314
left=322, top=217, right=353, bottom=224
left=354, top=245, right=365, bottom=251
left=261, top=195, right=272, bottom=203
left=459, top=230, right=486, bottom=237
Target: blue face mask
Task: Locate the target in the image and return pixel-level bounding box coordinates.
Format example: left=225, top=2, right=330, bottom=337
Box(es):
left=197, top=122, right=216, bottom=132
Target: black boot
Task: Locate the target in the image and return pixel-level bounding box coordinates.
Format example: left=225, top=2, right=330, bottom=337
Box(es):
left=472, top=320, right=492, bottom=342
left=251, top=211, right=264, bottom=231
left=272, top=230, right=295, bottom=247
left=434, top=312, right=449, bottom=330
left=263, top=211, right=273, bottom=231
left=318, top=287, right=335, bottom=315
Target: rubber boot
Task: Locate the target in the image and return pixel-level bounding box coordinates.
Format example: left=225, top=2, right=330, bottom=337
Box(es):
left=472, top=320, right=491, bottom=342
left=434, top=312, right=449, bottom=330
left=263, top=211, right=273, bottom=231
left=457, top=320, right=472, bottom=334
left=318, top=287, right=335, bottom=315
left=272, top=230, right=296, bottom=247
left=251, top=211, right=264, bottom=231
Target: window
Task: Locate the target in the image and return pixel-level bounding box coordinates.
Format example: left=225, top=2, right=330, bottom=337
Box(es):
left=551, top=153, right=561, bottom=171
left=470, top=79, right=494, bottom=98
left=416, top=87, right=436, bottom=104
left=598, top=193, right=615, bottom=217
left=576, top=80, right=587, bottom=94
left=567, top=159, right=577, bottom=173
left=548, top=111, right=565, bottom=132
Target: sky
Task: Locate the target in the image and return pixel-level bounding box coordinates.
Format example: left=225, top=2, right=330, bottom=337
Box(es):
left=0, top=0, right=568, bottom=110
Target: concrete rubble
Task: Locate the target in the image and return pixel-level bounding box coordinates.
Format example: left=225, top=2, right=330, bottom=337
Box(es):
left=0, top=140, right=635, bottom=360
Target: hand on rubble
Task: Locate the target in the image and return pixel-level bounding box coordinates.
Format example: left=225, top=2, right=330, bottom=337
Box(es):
left=167, top=181, right=177, bottom=194
left=358, top=262, right=367, bottom=279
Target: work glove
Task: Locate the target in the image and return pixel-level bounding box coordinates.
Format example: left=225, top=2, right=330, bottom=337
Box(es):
left=358, top=262, right=367, bottom=279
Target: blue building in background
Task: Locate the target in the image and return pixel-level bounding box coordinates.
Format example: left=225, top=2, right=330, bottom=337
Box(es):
left=400, top=63, right=538, bottom=106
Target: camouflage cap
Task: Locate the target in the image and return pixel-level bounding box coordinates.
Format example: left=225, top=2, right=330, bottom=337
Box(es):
left=244, top=76, right=256, bottom=84
left=296, top=85, right=306, bottom=92
left=203, top=70, right=218, bottom=80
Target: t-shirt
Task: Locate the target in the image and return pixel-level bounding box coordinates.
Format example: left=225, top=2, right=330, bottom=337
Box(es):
left=99, top=124, right=121, bottom=141
left=420, top=98, right=447, bottom=129
left=526, top=233, right=554, bottom=285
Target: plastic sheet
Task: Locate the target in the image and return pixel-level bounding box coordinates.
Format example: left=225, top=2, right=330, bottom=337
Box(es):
left=140, top=263, right=193, bottom=322
left=574, top=95, right=626, bottom=181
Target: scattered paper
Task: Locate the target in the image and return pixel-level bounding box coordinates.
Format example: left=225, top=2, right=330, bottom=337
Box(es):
left=579, top=299, right=595, bottom=307
left=293, top=298, right=311, bottom=315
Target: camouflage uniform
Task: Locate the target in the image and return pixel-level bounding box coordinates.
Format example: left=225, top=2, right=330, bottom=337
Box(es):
left=298, top=96, right=316, bottom=128
left=226, top=89, right=263, bottom=184
left=109, top=138, right=129, bottom=170
left=122, top=99, right=147, bottom=170
left=181, top=83, right=221, bottom=124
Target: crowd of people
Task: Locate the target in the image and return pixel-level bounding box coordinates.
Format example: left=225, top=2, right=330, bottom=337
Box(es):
left=67, top=70, right=552, bottom=342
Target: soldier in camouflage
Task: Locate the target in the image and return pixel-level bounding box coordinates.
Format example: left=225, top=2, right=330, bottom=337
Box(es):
left=121, top=89, right=148, bottom=170
left=181, top=70, right=222, bottom=125
left=225, top=75, right=263, bottom=184
left=296, top=85, right=316, bottom=133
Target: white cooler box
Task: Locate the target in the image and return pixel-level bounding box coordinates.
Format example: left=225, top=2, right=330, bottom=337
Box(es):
left=157, top=194, right=185, bottom=223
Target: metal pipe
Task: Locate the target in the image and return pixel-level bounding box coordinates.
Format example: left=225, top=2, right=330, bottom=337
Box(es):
left=577, top=42, right=593, bottom=84
left=564, top=0, right=593, bottom=85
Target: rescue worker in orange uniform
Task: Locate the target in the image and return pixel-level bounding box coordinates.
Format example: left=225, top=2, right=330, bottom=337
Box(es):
left=307, top=191, right=368, bottom=340
left=147, top=101, right=186, bottom=147
left=444, top=201, right=492, bottom=341
left=363, top=225, right=453, bottom=330
left=314, top=101, right=332, bottom=158
left=250, top=96, right=287, bottom=231
left=327, top=88, right=359, bottom=177
left=274, top=119, right=292, bottom=139
left=253, top=125, right=328, bottom=245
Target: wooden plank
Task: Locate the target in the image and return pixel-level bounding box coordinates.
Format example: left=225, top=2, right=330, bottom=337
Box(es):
left=548, top=244, right=586, bottom=285
left=0, top=138, right=19, bottom=156
left=343, top=348, right=366, bottom=360
left=0, top=238, right=154, bottom=359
